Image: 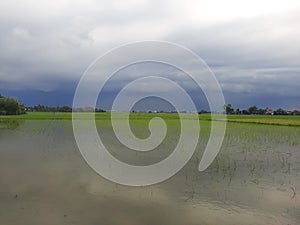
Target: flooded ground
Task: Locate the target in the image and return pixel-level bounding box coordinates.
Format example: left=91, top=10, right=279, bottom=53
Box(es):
left=0, top=119, right=299, bottom=225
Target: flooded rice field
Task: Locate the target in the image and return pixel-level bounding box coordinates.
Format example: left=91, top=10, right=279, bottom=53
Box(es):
left=0, top=119, right=299, bottom=225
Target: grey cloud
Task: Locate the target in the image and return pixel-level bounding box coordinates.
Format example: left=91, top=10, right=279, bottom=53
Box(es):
left=217, top=67, right=300, bottom=96
left=163, top=9, right=300, bottom=108
left=168, top=9, right=300, bottom=68
left=0, top=0, right=299, bottom=109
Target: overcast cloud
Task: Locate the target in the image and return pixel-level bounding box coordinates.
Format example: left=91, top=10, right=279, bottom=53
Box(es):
left=0, top=0, right=299, bottom=110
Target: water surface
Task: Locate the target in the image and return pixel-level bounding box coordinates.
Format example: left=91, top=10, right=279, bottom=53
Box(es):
left=0, top=119, right=299, bottom=224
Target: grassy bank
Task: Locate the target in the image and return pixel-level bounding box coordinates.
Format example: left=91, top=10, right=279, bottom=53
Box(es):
left=225, top=114, right=300, bottom=126
left=0, top=112, right=300, bottom=126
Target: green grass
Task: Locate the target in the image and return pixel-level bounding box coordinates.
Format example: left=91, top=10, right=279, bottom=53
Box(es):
left=1, top=112, right=300, bottom=126
left=225, top=114, right=300, bottom=126
left=0, top=112, right=71, bottom=120
left=0, top=112, right=182, bottom=120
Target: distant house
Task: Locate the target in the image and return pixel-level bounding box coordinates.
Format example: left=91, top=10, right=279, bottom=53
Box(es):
left=265, top=109, right=274, bottom=115
left=294, top=109, right=300, bottom=115
left=25, top=107, right=33, bottom=112
left=286, top=110, right=293, bottom=115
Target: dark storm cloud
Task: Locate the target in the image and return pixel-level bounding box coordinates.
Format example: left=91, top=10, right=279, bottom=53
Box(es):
left=165, top=10, right=300, bottom=109
left=0, top=0, right=299, bottom=109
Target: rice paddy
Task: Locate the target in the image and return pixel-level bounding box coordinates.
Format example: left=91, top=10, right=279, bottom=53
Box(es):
left=0, top=113, right=299, bottom=224
left=2, top=112, right=300, bottom=126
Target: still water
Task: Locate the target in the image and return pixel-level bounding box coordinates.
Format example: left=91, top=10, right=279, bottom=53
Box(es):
left=0, top=119, right=299, bottom=225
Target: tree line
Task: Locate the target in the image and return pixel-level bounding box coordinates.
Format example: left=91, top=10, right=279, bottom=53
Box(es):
left=26, top=105, right=106, bottom=113
left=0, top=93, right=298, bottom=116
left=0, top=94, right=106, bottom=115
left=224, top=104, right=300, bottom=115
left=0, top=94, right=25, bottom=115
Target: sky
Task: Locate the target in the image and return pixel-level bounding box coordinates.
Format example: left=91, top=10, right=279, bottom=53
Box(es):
left=0, top=0, right=299, bottom=111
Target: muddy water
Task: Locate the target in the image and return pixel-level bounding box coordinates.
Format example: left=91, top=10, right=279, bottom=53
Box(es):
left=0, top=120, right=299, bottom=225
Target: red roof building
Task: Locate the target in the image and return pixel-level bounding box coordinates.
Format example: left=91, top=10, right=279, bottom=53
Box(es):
left=266, top=109, right=274, bottom=115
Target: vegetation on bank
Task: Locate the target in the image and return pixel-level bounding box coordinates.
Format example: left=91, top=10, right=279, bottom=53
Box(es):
left=0, top=93, right=299, bottom=126
left=1, top=112, right=299, bottom=126
left=0, top=94, right=25, bottom=115
left=26, top=105, right=105, bottom=113
left=224, top=104, right=300, bottom=115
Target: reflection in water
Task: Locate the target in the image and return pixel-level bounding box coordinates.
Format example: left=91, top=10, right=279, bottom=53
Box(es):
left=0, top=120, right=299, bottom=224
left=0, top=119, right=24, bottom=130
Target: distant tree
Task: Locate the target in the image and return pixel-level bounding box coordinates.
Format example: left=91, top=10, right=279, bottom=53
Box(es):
left=257, top=108, right=267, bottom=115
left=248, top=105, right=258, bottom=114
left=224, top=104, right=234, bottom=114
left=274, top=108, right=287, bottom=115
left=60, top=106, right=72, bottom=112
left=198, top=109, right=210, bottom=114
left=95, top=108, right=106, bottom=112
left=292, top=110, right=300, bottom=115
left=235, top=108, right=241, bottom=114
left=0, top=95, right=5, bottom=115
left=242, top=109, right=249, bottom=115
left=0, top=94, right=25, bottom=115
